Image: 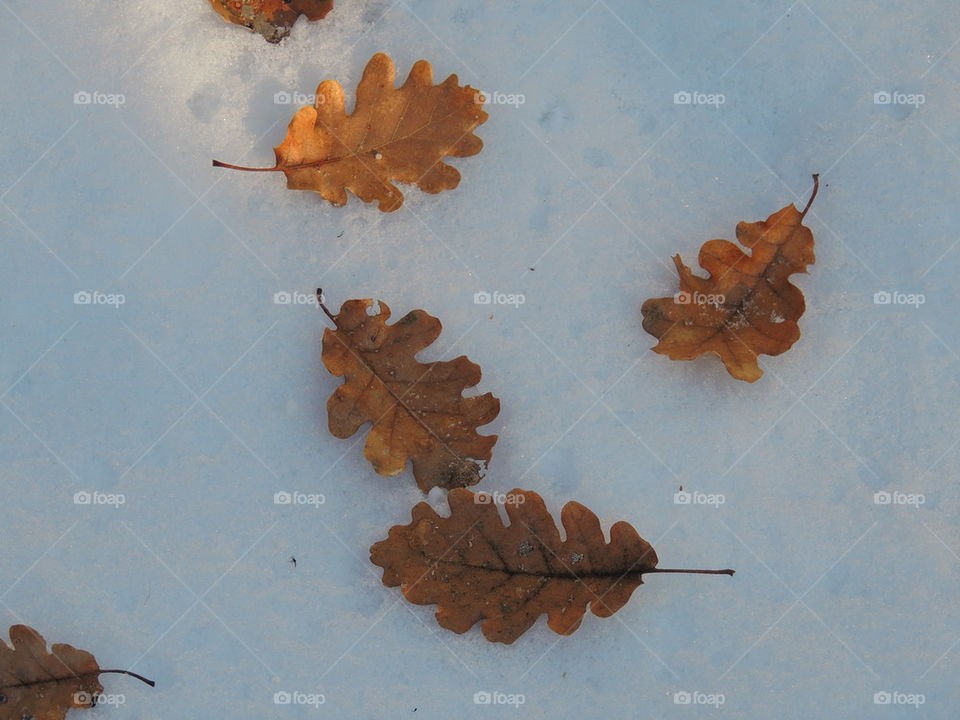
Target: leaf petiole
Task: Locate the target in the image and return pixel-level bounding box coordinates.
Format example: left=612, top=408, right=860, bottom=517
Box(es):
left=316, top=288, right=338, bottom=325
left=641, top=568, right=735, bottom=576
left=98, top=669, right=156, bottom=688
left=800, top=173, right=820, bottom=219
left=211, top=160, right=283, bottom=172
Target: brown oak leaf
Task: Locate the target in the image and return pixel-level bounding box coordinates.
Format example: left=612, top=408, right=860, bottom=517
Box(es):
left=320, top=295, right=500, bottom=492
left=207, top=0, right=333, bottom=43
left=641, top=175, right=820, bottom=382
left=0, top=625, right=154, bottom=720
left=213, top=53, right=487, bottom=211
left=370, top=488, right=734, bottom=643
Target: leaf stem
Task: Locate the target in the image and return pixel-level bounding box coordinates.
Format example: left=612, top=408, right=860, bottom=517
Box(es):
left=210, top=160, right=283, bottom=172
left=316, top=288, right=338, bottom=326
left=800, top=173, right=820, bottom=219
left=212, top=157, right=346, bottom=172
left=642, top=568, right=735, bottom=576
left=99, top=669, right=156, bottom=687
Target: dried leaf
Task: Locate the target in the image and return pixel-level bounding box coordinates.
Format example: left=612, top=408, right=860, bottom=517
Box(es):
left=371, top=488, right=734, bottom=643
left=641, top=175, right=819, bottom=382
left=0, top=625, right=154, bottom=720
left=320, top=296, right=500, bottom=492
left=207, top=0, right=333, bottom=43
left=213, top=53, right=487, bottom=211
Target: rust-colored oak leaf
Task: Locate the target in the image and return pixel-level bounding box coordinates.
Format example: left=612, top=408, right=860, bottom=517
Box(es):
left=370, top=488, right=734, bottom=643
left=213, top=53, right=488, bottom=211
left=641, top=175, right=820, bottom=382
left=207, top=0, right=333, bottom=43
left=320, top=295, right=500, bottom=492
left=0, top=625, right=154, bottom=720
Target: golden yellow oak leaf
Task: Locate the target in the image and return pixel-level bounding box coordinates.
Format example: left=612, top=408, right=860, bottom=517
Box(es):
left=214, top=53, right=487, bottom=211
left=207, top=0, right=334, bottom=44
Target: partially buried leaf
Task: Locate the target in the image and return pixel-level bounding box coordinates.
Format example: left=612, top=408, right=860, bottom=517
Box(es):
left=641, top=175, right=820, bottom=382
left=213, top=53, right=487, bottom=211
left=320, top=296, right=500, bottom=492
left=207, top=0, right=334, bottom=43
left=0, top=624, right=154, bottom=720
left=370, top=488, right=734, bottom=643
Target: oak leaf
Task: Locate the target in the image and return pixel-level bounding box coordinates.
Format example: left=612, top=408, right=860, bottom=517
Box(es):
left=207, top=0, right=333, bottom=43
left=0, top=625, right=154, bottom=720
left=213, top=53, right=487, bottom=212
left=320, top=295, right=500, bottom=492
left=641, top=175, right=820, bottom=382
left=370, top=488, right=734, bottom=643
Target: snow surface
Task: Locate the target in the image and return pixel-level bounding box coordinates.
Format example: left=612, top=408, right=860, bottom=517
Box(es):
left=2, top=1, right=960, bottom=718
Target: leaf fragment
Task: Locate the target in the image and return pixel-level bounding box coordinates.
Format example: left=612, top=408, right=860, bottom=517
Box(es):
left=207, top=0, right=334, bottom=43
